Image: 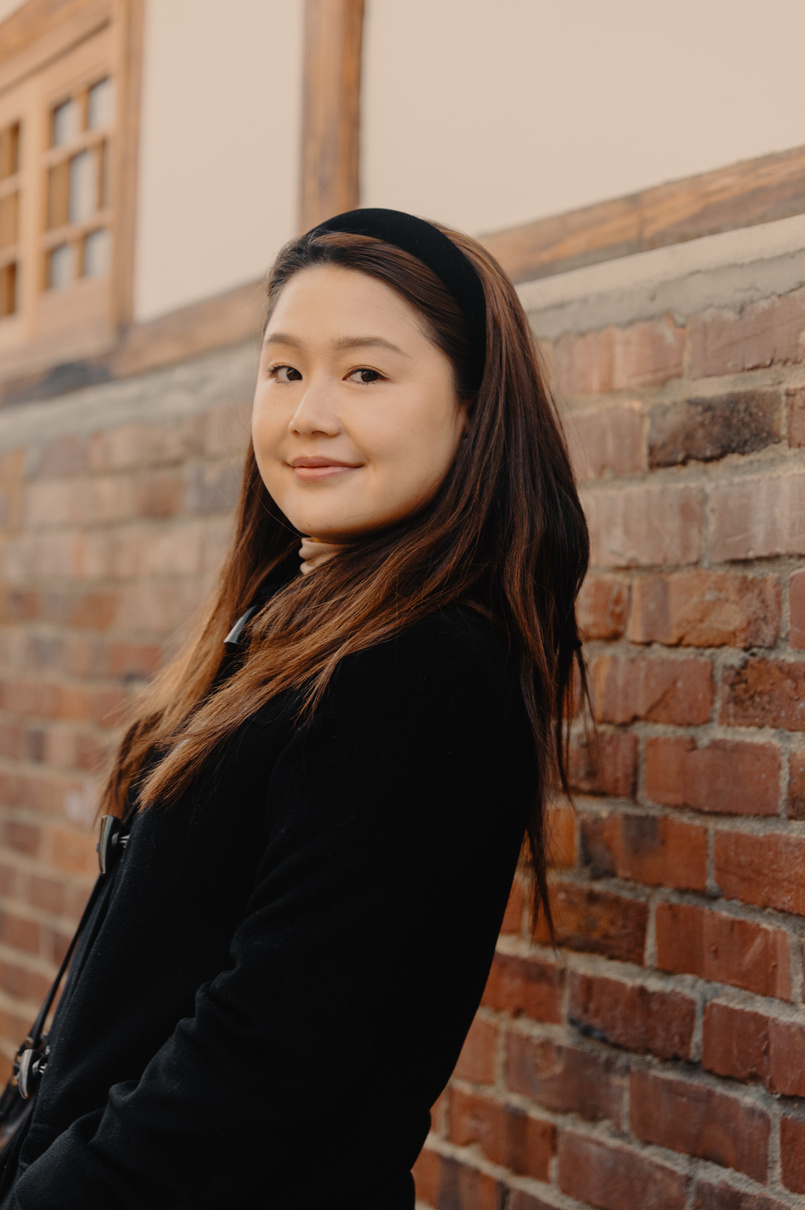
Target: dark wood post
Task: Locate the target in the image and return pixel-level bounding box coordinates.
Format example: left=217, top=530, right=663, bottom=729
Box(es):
left=299, top=0, right=364, bottom=232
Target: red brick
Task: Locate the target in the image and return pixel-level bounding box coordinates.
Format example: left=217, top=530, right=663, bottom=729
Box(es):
left=481, top=952, right=563, bottom=1023
left=630, top=570, right=780, bottom=648
left=564, top=401, right=645, bottom=480
left=721, top=658, right=805, bottom=732
left=592, top=654, right=714, bottom=725
left=0, top=819, right=40, bottom=856
left=508, top=1193, right=556, bottom=1210
left=555, top=327, right=616, bottom=395
left=630, top=1069, right=769, bottom=1181
left=709, top=470, right=805, bottom=562
left=702, top=1001, right=805, bottom=1097
left=546, top=802, right=575, bottom=869
left=0, top=960, right=51, bottom=1005
left=27, top=873, right=68, bottom=916
left=789, top=751, right=805, bottom=820
left=714, top=829, right=805, bottom=916
left=535, top=882, right=647, bottom=964
left=453, top=1016, right=498, bottom=1084
left=105, top=642, right=162, bottom=680
left=577, top=574, right=631, bottom=640
left=558, top=1131, right=688, bottom=1210
left=568, top=730, right=637, bottom=799
left=781, top=1115, right=805, bottom=1194
left=581, top=811, right=707, bottom=891
left=30, top=434, right=89, bottom=478
left=788, top=387, right=805, bottom=447
left=499, top=878, right=525, bottom=935
left=448, top=1088, right=555, bottom=1180
left=790, top=570, right=805, bottom=649
left=585, top=483, right=704, bottom=568
left=505, top=1034, right=624, bottom=1125
left=649, top=390, right=780, bottom=467
left=569, top=972, right=695, bottom=1059
left=655, top=903, right=792, bottom=999
left=693, top=1181, right=790, bottom=1210
left=645, top=737, right=780, bottom=815
left=690, top=288, right=805, bottom=377
left=412, top=1149, right=503, bottom=1210
left=0, top=911, right=40, bottom=955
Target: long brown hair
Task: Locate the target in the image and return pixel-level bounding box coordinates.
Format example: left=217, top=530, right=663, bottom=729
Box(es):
left=100, top=223, right=589, bottom=927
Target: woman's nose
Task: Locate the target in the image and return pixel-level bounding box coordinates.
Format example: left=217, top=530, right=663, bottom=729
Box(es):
left=288, top=378, right=340, bottom=436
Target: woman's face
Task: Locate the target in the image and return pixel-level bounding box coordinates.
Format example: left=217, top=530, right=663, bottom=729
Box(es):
left=252, top=265, right=467, bottom=543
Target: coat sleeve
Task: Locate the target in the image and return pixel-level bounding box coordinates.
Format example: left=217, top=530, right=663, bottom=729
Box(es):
left=8, top=620, right=532, bottom=1209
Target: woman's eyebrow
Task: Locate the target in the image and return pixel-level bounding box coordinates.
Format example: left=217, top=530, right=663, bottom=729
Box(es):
left=263, top=332, right=409, bottom=358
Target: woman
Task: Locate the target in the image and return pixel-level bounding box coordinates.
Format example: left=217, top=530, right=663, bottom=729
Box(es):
left=0, top=209, right=588, bottom=1208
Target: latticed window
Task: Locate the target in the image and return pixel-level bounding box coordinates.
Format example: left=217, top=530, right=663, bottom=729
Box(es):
left=45, top=76, right=114, bottom=293
left=0, top=3, right=138, bottom=384
left=0, top=120, right=20, bottom=319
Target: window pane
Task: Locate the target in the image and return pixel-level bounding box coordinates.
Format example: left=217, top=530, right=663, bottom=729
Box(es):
left=83, top=228, right=110, bottom=278
left=48, top=243, right=75, bottom=289
left=87, top=78, right=114, bottom=130
left=0, top=262, right=16, bottom=317
left=52, top=99, right=78, bottom=147
left=68, top=150, right=98, bottom=224
left=0, top=193, right=18, bottom=250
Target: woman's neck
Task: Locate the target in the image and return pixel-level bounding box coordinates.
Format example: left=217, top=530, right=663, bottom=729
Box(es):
left=298, top=536, right=350, bottom=575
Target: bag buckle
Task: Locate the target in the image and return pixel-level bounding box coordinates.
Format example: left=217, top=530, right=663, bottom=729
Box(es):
left=96, top=815, right=128, bottom=875
left=14, top=1039, right=48, bottom=1101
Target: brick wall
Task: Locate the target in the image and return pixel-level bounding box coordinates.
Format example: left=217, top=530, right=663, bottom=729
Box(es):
left=1, top=241, right=805, bottom=1208
left=0, top=346, right=253, bottom=1059
left=415, top=253, right=805, bottom=1207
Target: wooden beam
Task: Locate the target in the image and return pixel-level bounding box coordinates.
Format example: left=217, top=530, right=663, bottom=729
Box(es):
left=111, top=0, right=144, bottom=329
left=299, top=0, right=364, bottom=231
left=481, top=144, right=805, bottom=283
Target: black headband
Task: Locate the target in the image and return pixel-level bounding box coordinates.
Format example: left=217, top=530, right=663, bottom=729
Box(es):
left=309, top=208, right=487, bottom=387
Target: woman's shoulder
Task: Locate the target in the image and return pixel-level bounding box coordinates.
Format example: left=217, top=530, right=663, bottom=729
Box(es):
left=322, top=602, right=523, bottom=725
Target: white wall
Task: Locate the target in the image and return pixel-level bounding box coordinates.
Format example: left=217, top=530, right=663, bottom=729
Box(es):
left=362, top=0, right=805, bottom=236
left=134, top=0, right=304, bottom=322
left=0, top=0, right=25, bottom=20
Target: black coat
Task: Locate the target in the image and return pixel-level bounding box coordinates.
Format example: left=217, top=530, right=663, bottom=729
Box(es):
left=2, top=603, right=533, bottom=1209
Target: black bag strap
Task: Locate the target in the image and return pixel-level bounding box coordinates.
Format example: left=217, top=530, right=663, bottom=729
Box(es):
left=11, top=815, right=129, bottom=1099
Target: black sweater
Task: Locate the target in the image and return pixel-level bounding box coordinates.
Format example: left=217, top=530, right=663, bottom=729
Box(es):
left=2, top=605, right=533, bottom=1209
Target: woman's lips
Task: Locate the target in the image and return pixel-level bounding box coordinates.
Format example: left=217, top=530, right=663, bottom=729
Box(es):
left=288, top=457, right=361, bottom=481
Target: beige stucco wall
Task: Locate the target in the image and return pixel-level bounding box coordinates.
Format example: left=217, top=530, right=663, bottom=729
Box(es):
left=362, top=0, right=805, bottom=235
left=133, top=0, right=304, bottom=322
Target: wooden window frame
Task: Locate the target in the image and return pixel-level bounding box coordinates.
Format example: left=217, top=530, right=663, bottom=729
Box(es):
left=0, top=0, right=143, bottom=382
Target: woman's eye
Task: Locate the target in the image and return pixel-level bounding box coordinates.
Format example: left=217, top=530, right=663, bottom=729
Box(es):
left=347, top=368, right=384, bottom=384
left=270, top=365, right=302, bottom=383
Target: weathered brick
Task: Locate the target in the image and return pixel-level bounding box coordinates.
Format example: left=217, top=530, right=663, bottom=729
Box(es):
left=693, top=1180, right=790, bottom=1210
left=655, top=902, right=792, bottom=999
left=569, top=972, right=695, bottom=1059
left=555, top=327, right=616, bottom=395
left=584, top=483, right=704, bottom=568
left=412, top=1149, right=503, bottom=1210
left=721, top=659, right=805, bottom=732
left=0, top=960, right=51, bottom=1005
left=568, top=730, right=637, bottom=799
left=29, top=435, right=89, bottom=479
left=780, top=1114, right=805, bottom=1194
left=546, top=802, right=575, bottom=869
left=577, top=573, right=630, bottom=640
left=499, top=878, right=525, bottom=935
left=714, top=829, right=805, bottom=916
left=448, top=1088, right=555, bottom=1180
left=453, top=1017, right=498, bottom=1084
left=592, top=654, right=714, bottom=725
left=644, top=737, right=780, bottom=815
left=788, top=750, right=805, bottom=820
left=787, top=387, right=805, bottom=447
left=581, top=812, right=707, bottom=891
left=505, top=1034, right=624, bottom=1125
left=565, top=401, right=645, bottom=480
left=629, top=570, right=780, bottom=648
left=630, top=1069, right=770, bottom=1181
left=649, top=391, right=780, bottom=467
left=690, top=288, right=805, bottom=378
left=481, top=952, right=563, bottom=1023
left=558, top=1132, right=688, bottom=1210
left=508, top=1193, right=556, bottom=1210
left=789, top=569, right=805, bottom=649
left=702, top=1001, right=805, bottom=1097
left=611, top=315, right=685, bottom=388
left=535, top=882, right=647, bottom=964
left=709, top=470, right=805, bottom=561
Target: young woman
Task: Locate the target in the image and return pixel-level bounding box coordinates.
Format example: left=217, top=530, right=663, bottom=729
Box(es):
left=0, top=209, right=588, bottom=1209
